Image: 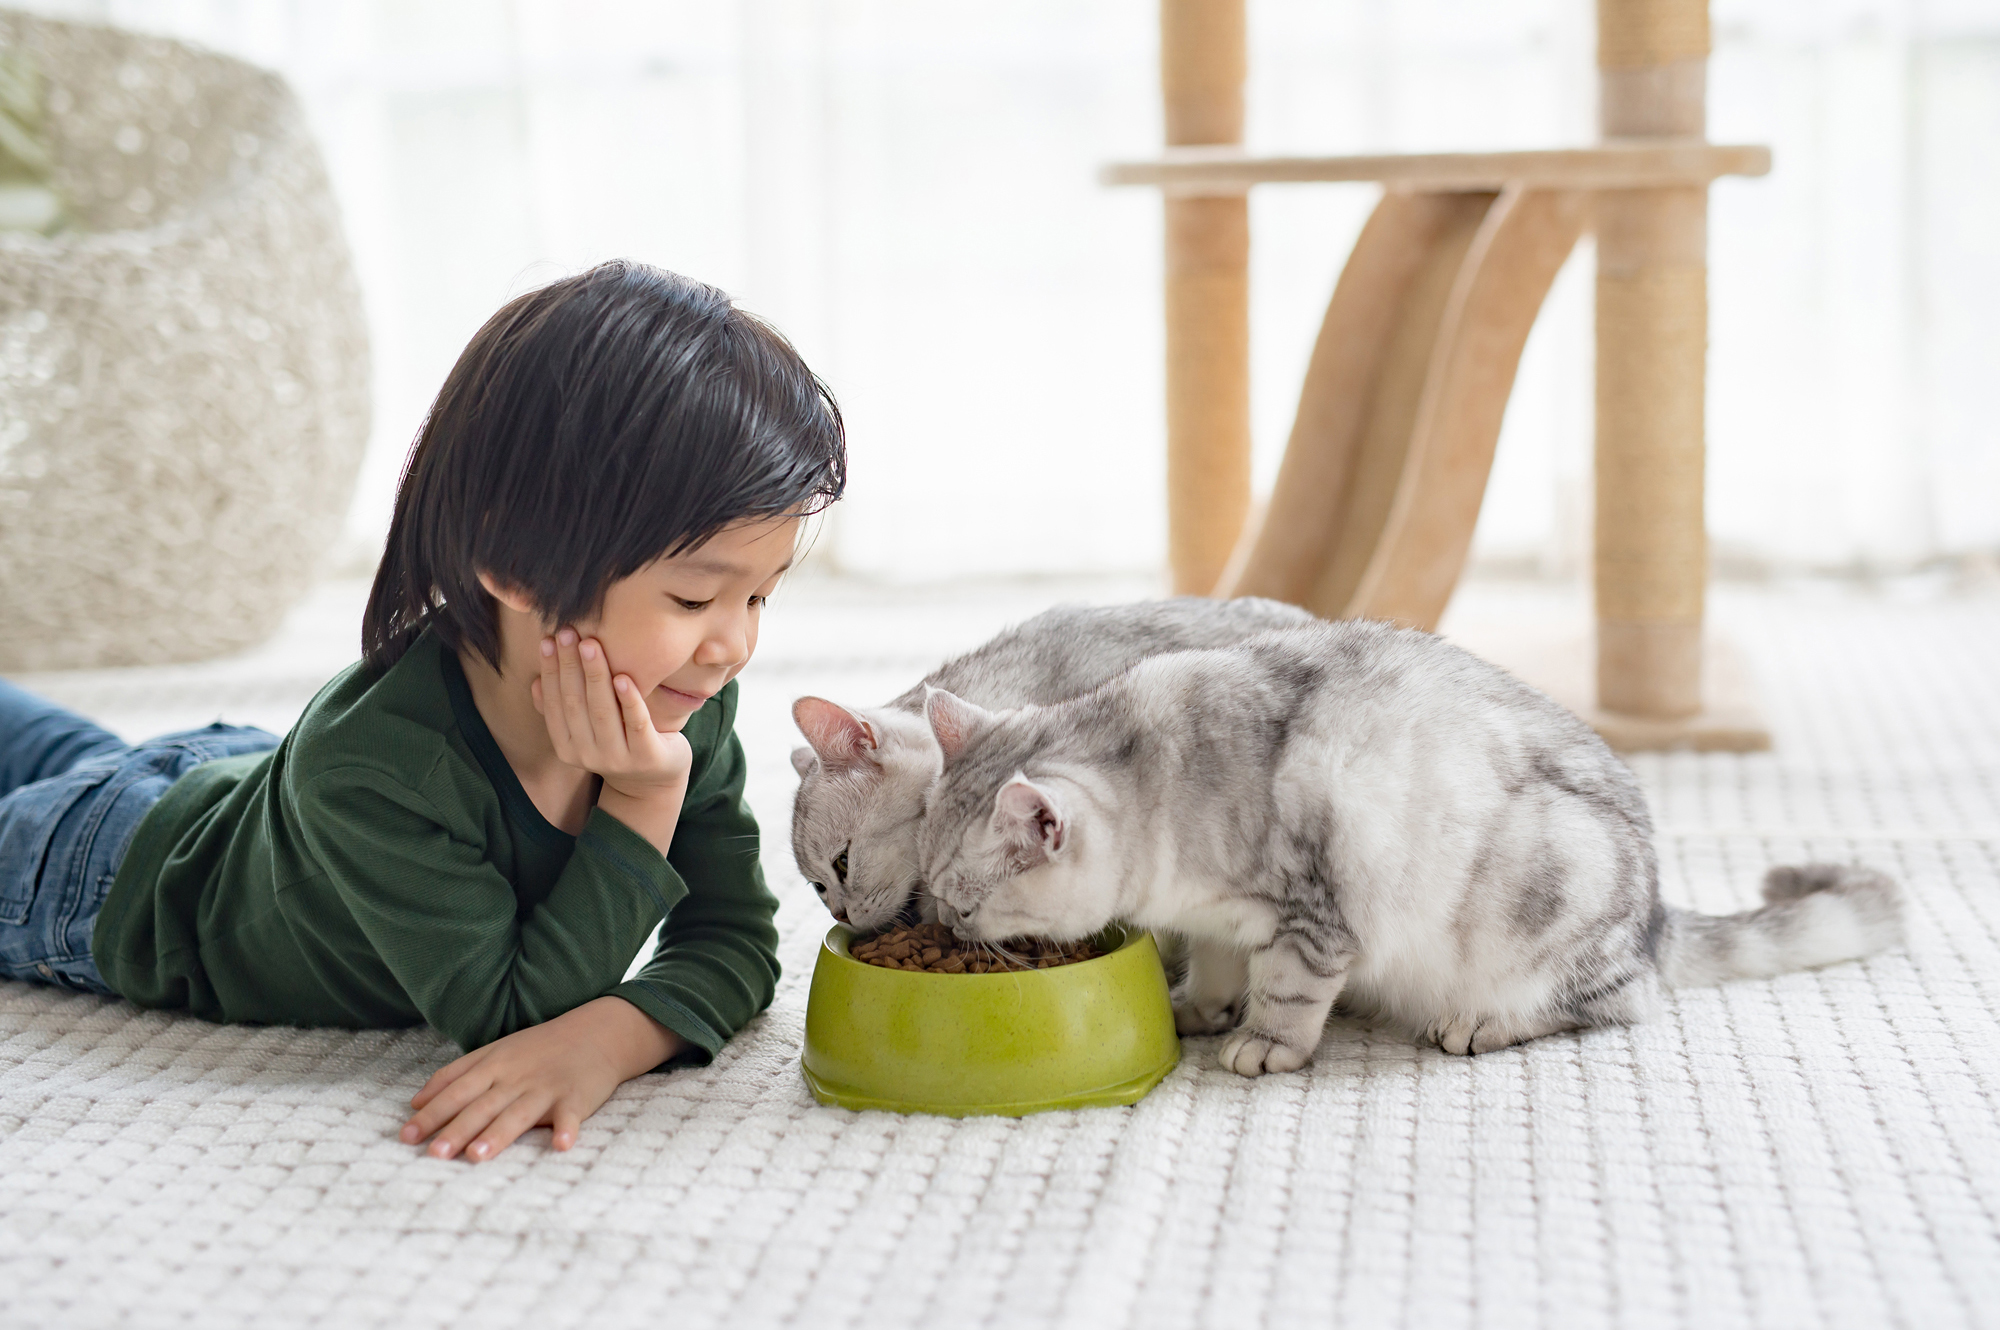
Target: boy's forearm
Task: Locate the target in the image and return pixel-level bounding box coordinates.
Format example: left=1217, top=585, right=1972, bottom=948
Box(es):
left=597, top=781, right=687, bottom=858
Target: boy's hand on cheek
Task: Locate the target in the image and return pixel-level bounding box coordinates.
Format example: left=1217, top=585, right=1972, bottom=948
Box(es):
left=532, top=629, right=692, bottom=855
left=400, top=996, right=684, bottom=1163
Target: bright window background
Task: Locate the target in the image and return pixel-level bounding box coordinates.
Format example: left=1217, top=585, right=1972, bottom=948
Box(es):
left=17, top=0, right=2000, bottom=581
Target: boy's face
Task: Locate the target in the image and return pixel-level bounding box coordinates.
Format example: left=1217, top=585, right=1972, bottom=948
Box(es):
left=570, top=515, right=801, bottom=733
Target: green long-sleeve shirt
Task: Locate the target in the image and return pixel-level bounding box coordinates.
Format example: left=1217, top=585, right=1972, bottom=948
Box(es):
left=92, top=629, right=779, bottom=1059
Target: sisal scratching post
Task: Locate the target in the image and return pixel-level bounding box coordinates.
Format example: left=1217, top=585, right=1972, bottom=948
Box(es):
left=1594, top=0, right=1710, bottom=719
left=1161, top=0, right=1251, bottom=595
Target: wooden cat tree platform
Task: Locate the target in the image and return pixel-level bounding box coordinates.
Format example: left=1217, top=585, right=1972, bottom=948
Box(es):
left=1105, top=0, right=1771, bottom=752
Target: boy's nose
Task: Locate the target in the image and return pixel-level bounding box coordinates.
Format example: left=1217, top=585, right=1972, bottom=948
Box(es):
left=694, top=621, right=750, bottom=668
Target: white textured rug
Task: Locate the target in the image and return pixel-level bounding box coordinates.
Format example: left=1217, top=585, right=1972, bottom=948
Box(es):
left=4, top=575, right=1997, bottom=1330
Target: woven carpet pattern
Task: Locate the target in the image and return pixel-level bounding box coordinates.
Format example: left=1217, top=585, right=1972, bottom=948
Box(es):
left=3, top=579, right=1996, bottom=1329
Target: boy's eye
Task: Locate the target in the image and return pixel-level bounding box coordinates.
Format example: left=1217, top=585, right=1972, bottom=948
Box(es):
left=833, top=847, right=848, bottom=884
left=748, top=594, right=768, bottom=609
left=673, top=597, right=712, bottom=611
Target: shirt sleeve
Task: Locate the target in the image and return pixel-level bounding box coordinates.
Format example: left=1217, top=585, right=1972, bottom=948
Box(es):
left=298, top=761, right=687, bottom=1051
left=610, top=687, right=781, bottom=1065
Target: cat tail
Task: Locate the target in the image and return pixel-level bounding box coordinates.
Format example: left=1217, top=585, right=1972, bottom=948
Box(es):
left=1657, top=863, right=1904, bottom=988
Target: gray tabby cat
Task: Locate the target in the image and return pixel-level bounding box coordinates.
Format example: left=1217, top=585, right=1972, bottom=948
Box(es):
left=917, top=618, right=1903, bottom=1074
left=791, top=597, right=1315, bottom=930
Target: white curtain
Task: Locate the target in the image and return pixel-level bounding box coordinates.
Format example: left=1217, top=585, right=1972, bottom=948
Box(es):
left=19, top=0, right=2000, bottom=579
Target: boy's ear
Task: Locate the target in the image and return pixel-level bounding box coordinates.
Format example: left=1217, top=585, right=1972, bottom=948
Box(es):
left=924, top=687, right=996, bottom=764
left=475, top=569, right=538, bottom=617
left=993, top=772, right=1065, bottom=863
left=792, top=697, right=878, bottom=769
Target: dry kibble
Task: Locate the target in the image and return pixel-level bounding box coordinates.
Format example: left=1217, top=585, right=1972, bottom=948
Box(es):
left=850, top=921, right=1102, bottom=974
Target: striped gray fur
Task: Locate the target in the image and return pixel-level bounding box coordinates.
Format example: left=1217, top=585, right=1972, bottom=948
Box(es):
left=916, top=618, right=1905, bottom=1074
left=789, top=597, right=1315, bottom=930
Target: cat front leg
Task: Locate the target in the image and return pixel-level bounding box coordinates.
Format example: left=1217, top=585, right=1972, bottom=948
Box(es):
left=1173, top=938, right=1248, bottom=1036
left=1219, top=930, right=1351, bottom=1076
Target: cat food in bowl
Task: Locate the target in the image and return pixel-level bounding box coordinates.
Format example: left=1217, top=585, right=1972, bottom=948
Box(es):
left=801, top=922, right=1179, bottom=1117
left=849, top=921, right=1104, bottom=973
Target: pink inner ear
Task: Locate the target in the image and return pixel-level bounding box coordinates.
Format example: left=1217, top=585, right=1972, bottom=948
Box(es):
left=995, top=775, right=1064, bottom=852
left=925, top=689, right=976, bottom=762
left=793, top=697, right=877, bottom=767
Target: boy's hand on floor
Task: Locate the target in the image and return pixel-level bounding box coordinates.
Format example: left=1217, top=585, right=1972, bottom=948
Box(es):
left=532, top=628, right=693, bottom=855
left=400, top=995, right=684, bottom=1162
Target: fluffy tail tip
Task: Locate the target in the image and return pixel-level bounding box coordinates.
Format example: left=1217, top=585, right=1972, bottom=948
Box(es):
left=1764, top=861, right=1906, bottom=953
left=1764, top=862, right=1904, bottom=933
left=1663, top=862, right=1906, bottom=988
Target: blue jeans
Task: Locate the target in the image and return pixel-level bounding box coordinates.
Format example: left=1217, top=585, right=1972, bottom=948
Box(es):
left=0, top=678, right=279, bottom=994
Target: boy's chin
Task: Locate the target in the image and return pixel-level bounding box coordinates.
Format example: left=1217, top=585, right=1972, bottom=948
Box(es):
left=643, top=698, right=694, bottom=733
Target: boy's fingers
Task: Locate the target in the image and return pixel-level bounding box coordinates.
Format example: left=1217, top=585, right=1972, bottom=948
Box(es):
left=551, top=1103, right=584, bottom=1152
left=614, top=674, right=655, bottom=739
left=464, top=1093, right=556, bottom=1163
left=402, top=1067, right=494, bottom=1144
left=555, top=630, right=592, bottom=744
left=537, top=639, right=569, bottom=745
left=425, top=1086, right=517, bottom=1161
left=579, top=639, right=623, bottom=750
left=410, top=1053, right=475, bottom=1111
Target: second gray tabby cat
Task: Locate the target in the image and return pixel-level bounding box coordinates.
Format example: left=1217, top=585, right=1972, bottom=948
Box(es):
left=917, top=619, right=1903, bottom=1073
left=790, top=597, right=1314, bottom=930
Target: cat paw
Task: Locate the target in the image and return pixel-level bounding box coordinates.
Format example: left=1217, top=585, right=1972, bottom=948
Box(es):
left=1174, top=999, right=1240, bottom=1036
left=1430, top=1015, right=1541, bottom=1056
left=1218, top=1030, right=1310, bottom=1076
left=1430, top=1017, right=1483, bottom=1056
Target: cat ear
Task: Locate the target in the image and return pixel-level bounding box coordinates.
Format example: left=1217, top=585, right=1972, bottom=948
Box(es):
left=994, top=772, right=1065, bottom=860
left=792, top=697, right=878, bottom=769
left=790, top=745, right=817, bottom=778
left=924, top=687, right=996, bottom=763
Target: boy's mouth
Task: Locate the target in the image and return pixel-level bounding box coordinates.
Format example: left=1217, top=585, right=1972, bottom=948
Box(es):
left=657, top=683, right=713, bottom=708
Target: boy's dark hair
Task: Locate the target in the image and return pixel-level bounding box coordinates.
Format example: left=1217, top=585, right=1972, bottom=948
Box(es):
left=362, top=261, right=846, bottom=674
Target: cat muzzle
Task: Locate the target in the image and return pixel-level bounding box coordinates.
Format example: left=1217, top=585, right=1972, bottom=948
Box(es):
left=935, top=900, right=980, bottom=938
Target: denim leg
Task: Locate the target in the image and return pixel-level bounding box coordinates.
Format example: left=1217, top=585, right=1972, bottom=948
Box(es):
left=0, top=677, right=129, bottom=795
left=0, top=719, right=280, bottom=994
left=134, top=722, right=284, bottom=765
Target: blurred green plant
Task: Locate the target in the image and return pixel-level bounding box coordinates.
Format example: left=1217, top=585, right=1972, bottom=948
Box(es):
left=0, top=46, right=70, bottom=234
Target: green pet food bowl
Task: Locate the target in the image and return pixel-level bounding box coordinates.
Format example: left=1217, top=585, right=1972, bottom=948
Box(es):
left=801, top=923, right=1181, bottom=1117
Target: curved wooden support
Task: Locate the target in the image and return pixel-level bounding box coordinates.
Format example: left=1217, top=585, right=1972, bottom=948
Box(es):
left=1346, top=187, right=1590, bottom=627
left=1219, top=190, right=1495, bottom=606
left=1221, top=187, right=1587, bottom=630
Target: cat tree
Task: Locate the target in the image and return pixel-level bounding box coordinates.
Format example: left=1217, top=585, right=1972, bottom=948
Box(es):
left=1106, top=0, right=1770, bottom=751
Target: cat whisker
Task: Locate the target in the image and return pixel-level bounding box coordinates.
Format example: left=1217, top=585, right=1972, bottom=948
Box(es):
left=982, top=938, right=1034, bottom=970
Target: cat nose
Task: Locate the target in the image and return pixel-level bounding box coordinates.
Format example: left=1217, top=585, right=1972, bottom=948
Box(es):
left=936, top=901, right=961, bottom=928
left=810, top=882, right=848, bottom=922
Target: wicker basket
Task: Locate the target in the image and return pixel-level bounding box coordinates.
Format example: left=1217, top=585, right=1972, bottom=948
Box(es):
left=0, top=11, right=368, bottom=670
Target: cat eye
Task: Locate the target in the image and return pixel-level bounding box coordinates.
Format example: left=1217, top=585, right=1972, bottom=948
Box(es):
left=832, top=847, right=849, bottom=884
left=810, top=882, right=827, bottom=897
